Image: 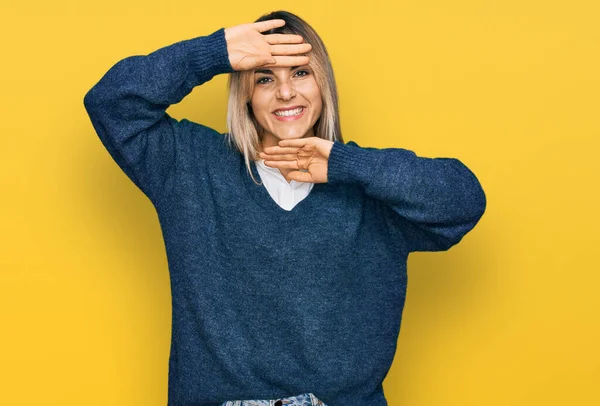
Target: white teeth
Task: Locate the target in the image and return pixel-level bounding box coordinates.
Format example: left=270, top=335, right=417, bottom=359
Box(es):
left=274, top=107, right=303, bottom=117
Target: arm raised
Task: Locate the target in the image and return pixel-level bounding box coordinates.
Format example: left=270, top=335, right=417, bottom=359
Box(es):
left=83, top=28, right=234, bottom=205
left=83, top=19, right=312, bottom=206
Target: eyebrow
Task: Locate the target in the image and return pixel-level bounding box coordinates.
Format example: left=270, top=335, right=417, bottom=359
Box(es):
left=254, top=66, right=303, bottom=75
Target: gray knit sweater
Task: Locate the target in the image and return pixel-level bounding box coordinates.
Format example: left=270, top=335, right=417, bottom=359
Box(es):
left=83, top=27, right=486, bottom=406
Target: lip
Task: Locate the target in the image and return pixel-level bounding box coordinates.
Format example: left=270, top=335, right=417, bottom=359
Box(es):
left=272, top=106, right=306, bottom=122
left=272, top=105, right=305, bottom=113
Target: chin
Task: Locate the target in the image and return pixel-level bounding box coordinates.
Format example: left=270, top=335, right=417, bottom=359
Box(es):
left=281, top=126, right=313, bottom=138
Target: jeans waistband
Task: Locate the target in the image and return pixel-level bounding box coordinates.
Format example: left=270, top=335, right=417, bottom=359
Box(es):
left=222, top=392, right=327, bottom=406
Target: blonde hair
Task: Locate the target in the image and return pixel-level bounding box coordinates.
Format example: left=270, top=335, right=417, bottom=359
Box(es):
left=225, top=10, right=344, bottom=185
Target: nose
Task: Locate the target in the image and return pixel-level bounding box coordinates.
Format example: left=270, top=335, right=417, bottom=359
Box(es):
left=276, top=79, right=296, bottom=101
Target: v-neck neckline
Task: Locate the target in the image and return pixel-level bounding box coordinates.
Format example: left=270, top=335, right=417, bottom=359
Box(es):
left=241, top=155, right=324, bottom=220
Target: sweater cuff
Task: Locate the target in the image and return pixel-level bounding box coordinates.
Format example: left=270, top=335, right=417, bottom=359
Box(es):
left=327, top=141, right=378, bottom=185
left=184, top=27, right=235, bottom=80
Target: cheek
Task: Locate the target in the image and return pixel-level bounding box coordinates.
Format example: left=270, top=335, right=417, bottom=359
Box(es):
left=303, top=82, right=323, bottom=112
left=250, top=94, right=271, bottom=122
left=250, top=87, right=270, bottom=108
left=314, top=93, right=323, bottom=112
left=310, top=90, right=323, bottom=116
left=249, top=96, right=262, bottom=114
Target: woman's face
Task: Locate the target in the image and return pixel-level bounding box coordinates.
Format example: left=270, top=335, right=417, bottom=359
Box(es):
left=250, top=65, right=323, bottom=146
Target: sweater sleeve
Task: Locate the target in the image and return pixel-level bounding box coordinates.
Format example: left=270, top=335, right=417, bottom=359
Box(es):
left=327, top=140, right=487, bottom=252
left=83, top=28, right=234, bottom=205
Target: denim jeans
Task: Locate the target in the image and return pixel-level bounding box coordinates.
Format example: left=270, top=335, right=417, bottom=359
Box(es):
left=221, top=392, right=328, bottom=406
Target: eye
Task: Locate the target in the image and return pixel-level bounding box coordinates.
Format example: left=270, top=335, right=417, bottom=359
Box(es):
left=256, top=77, right=272, bottom=85
left=256, top=70, right=309, bottom=85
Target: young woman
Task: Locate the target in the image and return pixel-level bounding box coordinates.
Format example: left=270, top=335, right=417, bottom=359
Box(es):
left=84, top=10, right=486, bottom=406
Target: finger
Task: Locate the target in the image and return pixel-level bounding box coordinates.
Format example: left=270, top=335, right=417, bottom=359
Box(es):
left=259, top=152, right=298, bottom=161
left=250, top=55, right=277, bottom=67
left=278, top=138, right=314, bottom=148
left=263, top=146, right=300, bottom=154
left=270, top=43, right=312, bottom=55
left=254, top=19, right=286, bottom=33
left=263, top=55, right=310, bottom=67
left=264, top=33, right=305, bottom=45
left=263, top=160, right=299, bottom=169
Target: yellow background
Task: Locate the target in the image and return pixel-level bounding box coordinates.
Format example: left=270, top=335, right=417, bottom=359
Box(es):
left=1, top=0, right=598, bottom=404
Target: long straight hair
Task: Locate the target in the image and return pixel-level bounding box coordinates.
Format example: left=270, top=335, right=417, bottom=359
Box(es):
left=225, top=10, right=344, bottom=185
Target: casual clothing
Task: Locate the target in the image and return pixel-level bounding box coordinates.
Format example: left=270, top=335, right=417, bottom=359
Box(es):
left=255, top=159, right=314, bottom=211
left=221, top=392, right=326, bottom=406
left=83, top=27, right=486, bottom=406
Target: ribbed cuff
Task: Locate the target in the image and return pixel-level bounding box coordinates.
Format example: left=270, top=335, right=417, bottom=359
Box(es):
left=185, top=27, right=235, bottom=82
left=327, top=141, right=378, bottom=185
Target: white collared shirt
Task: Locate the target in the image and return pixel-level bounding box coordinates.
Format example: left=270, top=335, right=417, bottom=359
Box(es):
left=255, top=159, right=314, bottom=211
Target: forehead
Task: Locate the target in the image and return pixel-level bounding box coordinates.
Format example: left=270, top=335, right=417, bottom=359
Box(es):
left=253, top=65, right=310, bottom=75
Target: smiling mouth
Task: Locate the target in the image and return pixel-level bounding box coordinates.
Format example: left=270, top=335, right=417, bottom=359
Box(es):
left=273, top=107, right=304, bottom=117
left=272, top=107, right=306, bottom=122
